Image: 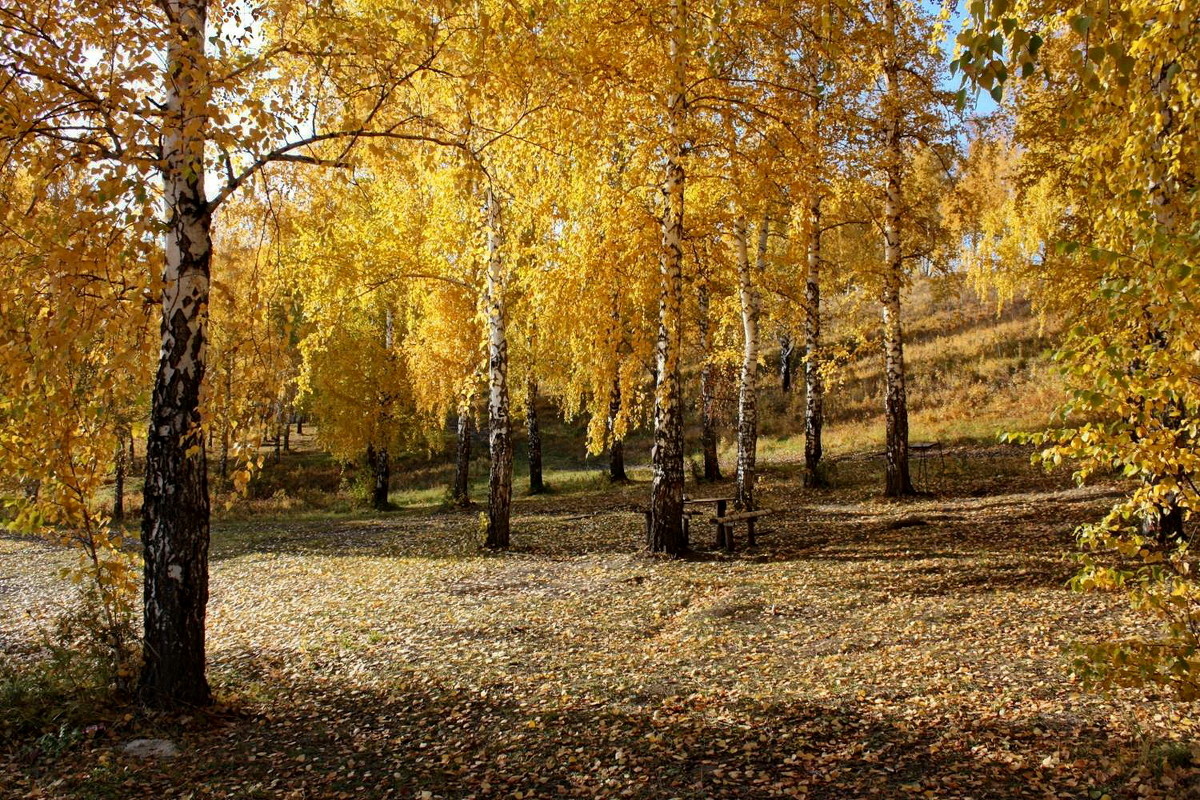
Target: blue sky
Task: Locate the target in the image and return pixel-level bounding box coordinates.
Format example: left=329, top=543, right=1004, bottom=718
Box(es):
left=938, top=0, right=1001, bottom=116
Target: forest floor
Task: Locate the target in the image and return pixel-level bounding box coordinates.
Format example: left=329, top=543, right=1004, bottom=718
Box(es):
left=3, top=446, right=1200, bottom=799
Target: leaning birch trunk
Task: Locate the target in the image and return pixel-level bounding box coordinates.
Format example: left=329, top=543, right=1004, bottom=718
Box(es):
left=453, top=408, right=473, bottom=507
left=484, top=187, right=513, bottom=549
left=698, top=278, right=722, bottom=481
left=803, top=195, right=826, bottom=488
left=881, top=0, right=914, bottom=498
left=526, top=376, right=545, bottom=494
left=734, top=217, right=766, bottom=511
left=648, top=0, right=688, bottom=555
left=140, top=0, right=213, bottom=708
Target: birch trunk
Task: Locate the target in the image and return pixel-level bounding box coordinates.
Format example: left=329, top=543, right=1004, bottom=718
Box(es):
left=1141, top=60, right=1185, bottom=540
left=453, top=409, right=473, bottom=507
left=526, top=376, right=544, bottom=494
left=881, top=0, right=915, bottom=498
left=113, top=426, right=127, bottom=525
left=803, top=196, right=826, bottom=488
left=273, top=401, right=282, bottom=464
left=219, top=365, right=231, bottom=484
left=607, top=379, right=627, bottom=482
left=734, top=217, right=766, bottom=511
left=698, top=278, right=721, bottom=481
left=368, top=445, right=390, bottom=510
left=648, top=0, right=687, bottom=555
left=484, top=187, right=512, bottom=549
left=140, top=0, right=213, bottom=708
left=779, top=333, right=794, bottom=393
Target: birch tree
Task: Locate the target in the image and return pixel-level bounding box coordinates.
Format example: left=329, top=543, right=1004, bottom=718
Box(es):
left=0, top=0, right=469, bottom=705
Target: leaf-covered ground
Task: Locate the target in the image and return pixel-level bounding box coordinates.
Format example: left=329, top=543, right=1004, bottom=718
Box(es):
left=3, top=447, right=1199, bottom=799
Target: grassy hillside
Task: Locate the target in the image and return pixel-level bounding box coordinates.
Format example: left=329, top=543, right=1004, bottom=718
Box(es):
left=756, top=277, right=1065, bottom=463
left=201, top=276, right=1067, bottom=518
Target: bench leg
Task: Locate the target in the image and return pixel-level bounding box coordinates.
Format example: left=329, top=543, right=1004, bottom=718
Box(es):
left=715, top=499, right=727, bottom=550
left=724, top=524, right=734, bottom=553
left=747, top=518, right=756, bottom=547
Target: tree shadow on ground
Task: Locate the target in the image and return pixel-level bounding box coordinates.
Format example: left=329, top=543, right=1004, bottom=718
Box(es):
left=14, top=663, right=1191, bottom=800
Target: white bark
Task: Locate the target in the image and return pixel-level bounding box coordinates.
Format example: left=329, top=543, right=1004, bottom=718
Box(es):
left=484, top=185, right=512, bottom=549
left=648, top=0, right=688, bottom=555
left=803, top=195, right=824, bottom=487
left=140, top=0, right=213, bottom=708
left=881, top=0, right=913, bottom=497
left=734, top=216, right=766, bottom=511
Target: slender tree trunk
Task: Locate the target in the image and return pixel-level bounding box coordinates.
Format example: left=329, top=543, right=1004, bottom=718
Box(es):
left=526, top=376, right=545, bottom=494
left=698, top=278, right=722, bottom=481
left=219, top=366, right=231, bottom=484
left=608, top=379, right=627, bottom=482
left=803, top=195, right=826, bottom=488
left=1140, top=61, right=1184, bottom=540
left=735, top=217, right=766, bottom=511
left=113, top=426, right=127, bottom=525
left=648, top=0, right=688, bottom=556
left=282, top=407, right=291, bottom=451
left=140, top=0, right=213, bottom=708
left=779, top=333, right=794, bottom=393
left=273, top=403, right=282, bottom=464
left=1143, top=492, right=1185, bottom=542
left=453, top=409, right=473, bottom=506
left=219, top=424, right=229, bottom=484
left=484, top=187, right=513, bottom=549
left=881, top=0, right=914, bottom=498
left=296, top=417, right=303, bottom=436
left=367, top=445, right=390, bottom=510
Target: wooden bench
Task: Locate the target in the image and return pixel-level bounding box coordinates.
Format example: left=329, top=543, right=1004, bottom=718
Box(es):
left=683, top=496, right=732, bottom=549
left=868, top=441, right=945, bottom=492
left=710, top=508, right=773, bottom=551
left=637, top=500, right=774, bottom=553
